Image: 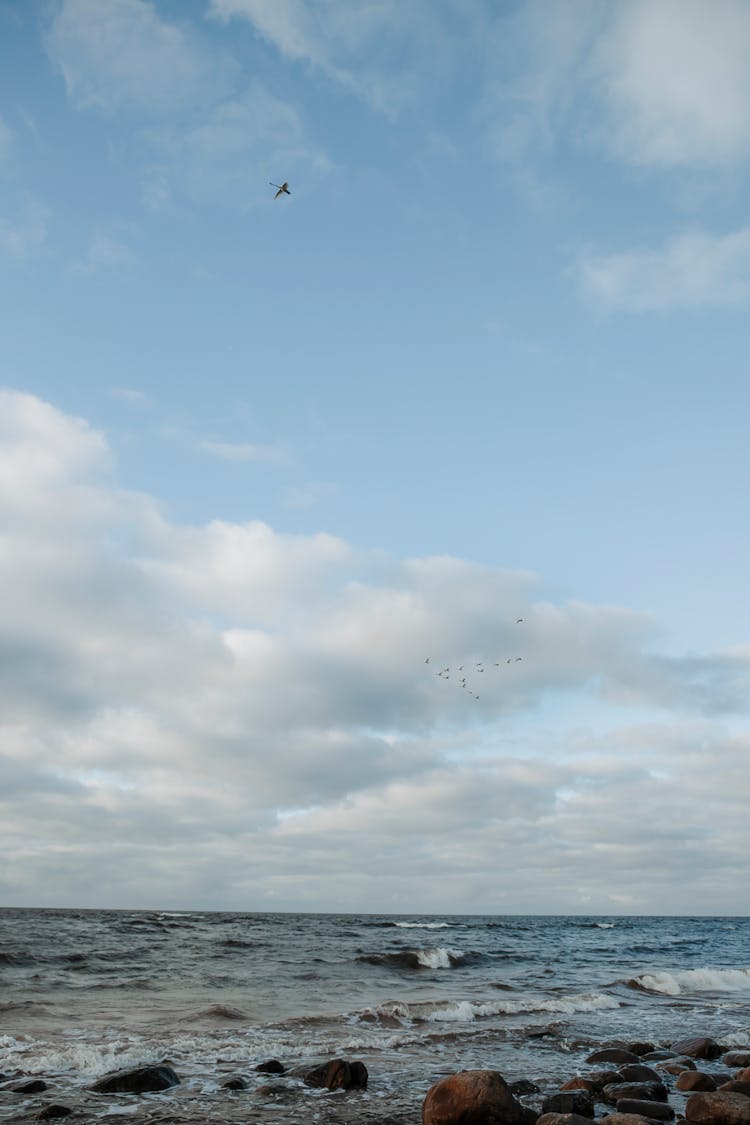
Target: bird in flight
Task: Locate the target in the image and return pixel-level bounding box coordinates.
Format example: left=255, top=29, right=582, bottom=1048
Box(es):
left=270, top=181, right=290, bottom=199
left=516, top=618, right=524, bottom=624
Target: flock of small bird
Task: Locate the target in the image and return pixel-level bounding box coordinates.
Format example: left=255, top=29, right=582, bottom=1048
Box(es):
left=425, top=619, right=525, bottom=700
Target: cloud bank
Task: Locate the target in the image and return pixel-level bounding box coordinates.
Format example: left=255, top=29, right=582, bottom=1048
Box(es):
left=1, top=390, right=748, bottom=913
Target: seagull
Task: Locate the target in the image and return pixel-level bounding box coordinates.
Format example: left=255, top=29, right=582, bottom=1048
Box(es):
left=516, top=618, right=524, bottom=624
left=270, top=181, right=290, bottom=199
left=425, top=657, right=430, bottom=664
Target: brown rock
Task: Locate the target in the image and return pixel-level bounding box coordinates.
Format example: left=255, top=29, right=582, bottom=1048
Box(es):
left=222, top=1076, right=248, bottom=1090
left=724, top=1057, right=750, bottom=1071
left=628, top=1045, right=657, bottom=1058
left=616, top=1100, right=675, bottom=1120
left=304, top=1058, right=367, bottom=1091
left=603, top=1083, right=669, bottom=1106
left=538, top=1115, right=596, bottom=1125
left=600, top=1116, right=657, bottom=1125
left=718, top=1083, right=750, bottom=1098
left=91, top=1064, right=180, bottom=1094
left=541, top=1091, right=594, bottom=1117
left=672, top=1040, right=723, bottom=1061
left=255, top=1059, right=286, bottom=1073
left=738, top=1072, right=750, bottom=1085
left=588, top=1050, right=641, bottom=1066
left=659, top=1062, right=698, bottom=1077
left=677, top=1074, right=718, bottom=1093
left=561, top=1078, right=599, bottom=1094
left=686, top=1092, right=750, bottom=1125
left=620, top=1066, right=663, bottom=1084
left=422, top=1070, right=535, bottom=1125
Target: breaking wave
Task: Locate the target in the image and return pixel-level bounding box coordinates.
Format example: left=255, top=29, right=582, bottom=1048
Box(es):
left=366, top=991, right=621, bottom=1024
left=357, top=947, right=475, bottom=971
left=628, top=968, right=750, bottom=995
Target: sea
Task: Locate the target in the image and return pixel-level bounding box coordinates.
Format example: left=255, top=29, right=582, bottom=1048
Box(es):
left=1, top=911, right=749, bottom=1123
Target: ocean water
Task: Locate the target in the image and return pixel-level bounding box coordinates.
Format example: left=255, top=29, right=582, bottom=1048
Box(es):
left=1, top=911, right=748, bottom=1122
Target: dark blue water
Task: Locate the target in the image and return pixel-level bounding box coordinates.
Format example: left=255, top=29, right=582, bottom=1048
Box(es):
left=1, top=911, right=748, bottom=1122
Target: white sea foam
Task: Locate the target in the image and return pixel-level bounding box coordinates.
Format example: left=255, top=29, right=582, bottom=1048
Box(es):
left=394, top=922, right=452, bottom=930
left=595, top=922, right=615, bottom=929
left=415, top=947, right=461, bottom=969
left=373, top=991, right=620, bottom=1024
left=633, top=968, right=750, bottom=995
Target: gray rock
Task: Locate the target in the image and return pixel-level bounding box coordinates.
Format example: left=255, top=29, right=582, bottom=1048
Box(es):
left=91, top=1064, right=180, bottom=1094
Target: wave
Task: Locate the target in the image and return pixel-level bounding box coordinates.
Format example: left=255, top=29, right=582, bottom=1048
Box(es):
left=365, top=991, right=621, bottom=1024
left=357, top=947, right=476, bottom=971
left=0, top=949, right=35, bottom=966
left=180, top=1004, right=249, bottom=1022
left=628, top=968, right=750, bottom=995
left=393, top=922, right=454, bottom=930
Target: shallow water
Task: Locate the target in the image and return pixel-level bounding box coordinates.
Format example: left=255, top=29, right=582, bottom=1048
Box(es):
left=1, top=911, right=748, bottom=1122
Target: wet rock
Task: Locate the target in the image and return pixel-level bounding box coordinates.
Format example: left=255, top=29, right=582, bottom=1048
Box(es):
left=724, top=1056, right=750, bottom=1070
left=677, top=1074, right=718, bottom=1093
left=304, top=1058, right=368, bottom=1091
left=616, top=1100, right=675, bottom=1120
left=658, top=1061, right=698, bottom=1076
left=422, top=1069, right=536, bottom=1125
left=37, top=1107, right=72, bottom=1121
left=628, top=1045, right=657, bottom=1058
left=739, top=1072, right=750, bottom=1085
left=645, top=1053, right=678, bottom=1062
left=91, top=1064, right=180, bottom=1094
left=13, top=1080, right=49, bottom=1094
left=256, top=1083, right=292, bottom=1097
left=222, top=1076, right=248, bottom=1090
left=509, top=1080, right=540, bottom=1096
left=620, top=1066, right=663, bottom=1084
left=672, top=1040, right=723, bottom=1061
left=718, top=1083, right=750, bottom=1097
left=542, top=1091, right=595, bottom=1117
left=589, top=1050, right=642, bottom=1066
left=603, top=1082, right=669, bottom=1106
left=600, top=1115, right=660, bottom=1125
left=561, top=1078, right=599, bottom=1094
left=686, top=1092, right=750, bottom=1125
left=256, top=1058, right=286, bottom=1073
left=537, top=1114, right=596, bottom=1125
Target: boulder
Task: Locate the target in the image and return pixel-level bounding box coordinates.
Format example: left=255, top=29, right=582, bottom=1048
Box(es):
left=222, top=1076, right=248, bottom=1090
left=603, top=1082, right=669, bottom=1106
left=739, top=1072, right=750, bottom=1085
left=422, top=1070, right=536, bottom=1125
left=686, top=1093, right=750, bottom=1125
left=588, top=1050, right=641, bottom=1066
left=672, top=1040, right=723, bottom=1061
left=13, top=1080, right=49, bottom=1094
left=724, top=1056, right=750, bottom=1070
left=620, top=1066, right=663, bottom=1084
left=561, top=1078, right=599, bottom=1094
left=537, top=1115, right=596, bottom=1125
left=37, top=1108, right=72, bottom=1121
left=91, top=1064, right=180, bottom=1094
left=304, top=1058, right=367, bottom=1091
left=718, top=1083, right=750, bottom=1098
left=677, top=1074, right=718, bottom=1093
left=255, top=1059, right=286, bottom=1073
left=658, top=1061, right=697, bottom=1076
left=644, top=1053, right=677, bottom=1062
left=600, top=1116, right=660, bottom=1125
left=509, top=1080, right=540, bottom=1096
left=542, top=1091, right=595, bottom=1118
left=628, top=1045, right=657, bottom=1058
left=616, top=1100, right=674, bottom=1120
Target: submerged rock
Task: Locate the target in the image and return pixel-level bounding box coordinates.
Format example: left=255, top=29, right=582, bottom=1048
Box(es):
left=304, top=1058, right=368, bottom=1091
left=588, top=1050, right=642, bottom=1066
left=255, top=1059, right=286, bottom=1073
left=37, top=1106, right=72, bottom=1120
left=422, top=1070, right=536, bottom=1125
left=13, top=1080, right=48, bottom=1094
left=91, top=1064, right=180, bottom=1094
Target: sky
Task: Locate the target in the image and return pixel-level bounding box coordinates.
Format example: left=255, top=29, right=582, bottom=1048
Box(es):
left=0, top=0, right=749, bottom=915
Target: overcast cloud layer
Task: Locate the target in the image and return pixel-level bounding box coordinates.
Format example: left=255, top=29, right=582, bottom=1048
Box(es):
left=1, top=391, right=748, bottom=913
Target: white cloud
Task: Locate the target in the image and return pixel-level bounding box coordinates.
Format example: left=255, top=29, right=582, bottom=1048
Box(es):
left=594, top=0, right=750, bottom=167
left=207, top=0, right=458, bottom=116
left=576, top=225, right=750, bottom=310
left=486, top=0, right=750, bottom=169
left=200, top=439, right=290, bottom=466
left=46, top=0, right=234, bottom=114
left=1, top=390, right=748, bottom=910
left=0, top=197, right=49, bottom=257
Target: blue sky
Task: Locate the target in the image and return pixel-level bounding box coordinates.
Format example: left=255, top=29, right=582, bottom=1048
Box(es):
left=1, top=0, right=749, bottom=913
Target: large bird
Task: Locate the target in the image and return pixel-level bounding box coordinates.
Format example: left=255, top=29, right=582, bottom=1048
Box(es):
left=270, top=181, right=290, bottom=199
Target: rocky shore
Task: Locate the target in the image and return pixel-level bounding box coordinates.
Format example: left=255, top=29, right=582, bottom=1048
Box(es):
left=2, top=1033, right=749, bottom=1125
